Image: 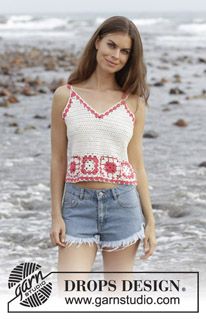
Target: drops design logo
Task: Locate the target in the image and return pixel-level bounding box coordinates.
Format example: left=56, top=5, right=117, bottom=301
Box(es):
left=8, top=262, right=52, bottom=307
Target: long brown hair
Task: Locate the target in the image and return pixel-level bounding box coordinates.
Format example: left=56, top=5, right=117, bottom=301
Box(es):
left=67, top=16, right=150, bottom=105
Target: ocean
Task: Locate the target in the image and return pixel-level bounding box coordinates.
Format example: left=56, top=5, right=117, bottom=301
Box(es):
left=0, top=11, right=206, bottom=297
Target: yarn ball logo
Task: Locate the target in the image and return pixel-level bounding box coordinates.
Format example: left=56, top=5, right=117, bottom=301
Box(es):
left=8, top=262, right=52, bottom=307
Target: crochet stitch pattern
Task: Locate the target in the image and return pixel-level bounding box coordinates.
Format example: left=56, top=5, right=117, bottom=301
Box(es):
left=62, top=84, right=138, bottom=185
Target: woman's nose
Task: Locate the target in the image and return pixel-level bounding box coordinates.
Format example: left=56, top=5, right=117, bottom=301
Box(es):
left=112, top=48, right=120, bottom=59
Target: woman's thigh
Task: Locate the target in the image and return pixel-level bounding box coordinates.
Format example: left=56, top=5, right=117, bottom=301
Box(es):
left=102, top=239, right=141, bottom=272
left=57, top=244, right=98, bottom=295
left=102, top=240, right=141, bottom=293
left=58, top=243, right=98, bottom=271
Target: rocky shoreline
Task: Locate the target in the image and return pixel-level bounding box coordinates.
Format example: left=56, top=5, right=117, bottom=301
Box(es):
left=0, top=47, right=79, bottom=106
left=0, top=13, right=206, bottom=296
left=1, top=45, right=206, bottom=169
left=1, top=47, right=206, bottom=107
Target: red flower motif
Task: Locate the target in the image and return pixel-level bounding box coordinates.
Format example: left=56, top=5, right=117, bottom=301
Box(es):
left=81, top=155, right=98, bottom=175
left=66, top=154, right=137, bottom=184
left=100, top=156, right=121, bottom=179
left=104, top=161, right=117, bottom=173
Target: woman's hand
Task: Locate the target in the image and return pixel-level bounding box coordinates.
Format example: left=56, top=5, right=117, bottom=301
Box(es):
left=140, top=223, right=157, bottom=260
left=50, top=215, right=67, bottom=248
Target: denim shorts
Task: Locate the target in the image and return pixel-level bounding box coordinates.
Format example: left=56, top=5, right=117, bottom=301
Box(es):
left=61, top=182, right=146, bottom=252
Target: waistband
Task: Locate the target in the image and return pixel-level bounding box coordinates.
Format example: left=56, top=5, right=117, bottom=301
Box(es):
left=64, top=182, right=136, bottom=200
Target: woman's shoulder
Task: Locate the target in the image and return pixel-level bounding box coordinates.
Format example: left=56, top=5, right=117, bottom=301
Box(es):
left=53, top=84, right=71, bottom=101
left=127, top=93, right=146, bottom=115
left=52, top=84, right=71, bottom=111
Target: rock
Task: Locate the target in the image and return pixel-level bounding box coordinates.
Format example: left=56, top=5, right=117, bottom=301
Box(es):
left=3, top=112, right=15, bottom=117
left=153, top=81, right=164, bottom=87
left=176, top=55, right=193, bottom=63
left=168, top=208, right=188, bottom=218
left=160, top=57, right=169, bottom=63
left=8, top=95, right=19, bottom=103
left=153, top=203, right=189, bottom=218
left=173, top=119, right=188, bottom=127
left=151, top=203, right=163, bottom=210
left=168, top=100, right=180, bottom=104
left=143, top=130, right=159, bottom=138
left=49, top=79, right=66, bottom=92
left=24, top=125, right=36, bottom=130
left=33, top=114, right=47, bottom=119
left=153, top=77, right=169, bottom=87
left=0, top=98, right=9, bottom=107
left=14, top=127, right=24, bottom=134
left=38, top=88, right=47, bottom=94
left=44, top=56, right=57, bottom=70
left=193, top=73, right=201, bottom=78
left=69, top=55, right=79, bottom=67
left=198, top=161, right=206, bottom=167
left=21, top=84, right=36, bottom=96
left=157, top=65, right=170, bottom=70
left=11, top=55, right=24, bottom=67
left=185, top=90, right=206, bottom=100
left=173, top=74, right=181, bottom=83
left=1, top=64, right=11, bottom=75
left=169, top=87, right=185, bottom=94
left=27, top=48, right=43, bottom=62
left=28, top=76, right=43, bottom=87
left=9, top=122, right=18, bottom=127
left=198, top=57, right=206, bottom=63
left=0, top=88, right=12, bottom=97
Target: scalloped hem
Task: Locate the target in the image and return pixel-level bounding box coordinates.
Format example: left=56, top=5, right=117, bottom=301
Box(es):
left=64, top=223, right=145, bottom=252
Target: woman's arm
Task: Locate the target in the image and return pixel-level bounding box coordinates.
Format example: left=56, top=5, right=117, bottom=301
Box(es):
left=128, top=96, right=157, bottom=259
left=50, top=85, right=69, bottom=247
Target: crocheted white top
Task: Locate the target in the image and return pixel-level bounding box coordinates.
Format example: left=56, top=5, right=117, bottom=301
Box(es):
left=62, top=83, right=137, bottom=185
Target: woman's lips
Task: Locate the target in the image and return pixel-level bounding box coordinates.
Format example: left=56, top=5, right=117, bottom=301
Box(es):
left=105, top=58, right=118, bottom=66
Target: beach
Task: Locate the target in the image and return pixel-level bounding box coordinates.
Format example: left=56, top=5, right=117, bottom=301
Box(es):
left=0, top=11, right=206, bottom=295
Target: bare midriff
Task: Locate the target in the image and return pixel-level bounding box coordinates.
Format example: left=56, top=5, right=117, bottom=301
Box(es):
left=74, top=181, right=118, bottom=189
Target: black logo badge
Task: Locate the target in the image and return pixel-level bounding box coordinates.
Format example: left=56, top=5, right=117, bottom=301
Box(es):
left=8, top=262, right=52, bottom=307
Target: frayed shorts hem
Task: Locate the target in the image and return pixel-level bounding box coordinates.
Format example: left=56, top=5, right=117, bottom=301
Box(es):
left=64, top=223, right=145, bottom=252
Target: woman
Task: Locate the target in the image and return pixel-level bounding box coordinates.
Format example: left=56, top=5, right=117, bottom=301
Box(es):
left=50, top=16, right=157, bottom=292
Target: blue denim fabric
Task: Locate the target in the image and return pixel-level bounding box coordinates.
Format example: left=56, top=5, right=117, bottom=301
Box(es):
left=61, top=182, right=146, bottom=252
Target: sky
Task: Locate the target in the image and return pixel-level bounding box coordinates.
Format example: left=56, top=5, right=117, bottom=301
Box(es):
left=0, top=0, right=206, bottom=14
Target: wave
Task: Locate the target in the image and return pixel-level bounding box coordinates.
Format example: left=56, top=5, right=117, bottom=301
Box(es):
left=9, top=15, right=34, bottom=23
left=178, top=23, right=206, bottom=34
left=0, top=16, right=68, bottom=30
left=133, top=17, right=170, bottom=26
left=95, top=16, right=170, bottom=27
left=156, top=35, right=206, bottom=48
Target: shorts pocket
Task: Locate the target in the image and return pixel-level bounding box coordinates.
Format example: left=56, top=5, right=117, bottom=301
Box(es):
left=63, top=191, right=79, bottom=208
left=117, top=188, right=138, bottom=208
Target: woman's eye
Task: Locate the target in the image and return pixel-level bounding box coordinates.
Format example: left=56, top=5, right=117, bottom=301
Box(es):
left=107, top=43, right=129, bottom=55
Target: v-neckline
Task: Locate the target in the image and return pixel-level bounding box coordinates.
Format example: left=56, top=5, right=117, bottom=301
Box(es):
left=70, top=84, right=129, bottom=118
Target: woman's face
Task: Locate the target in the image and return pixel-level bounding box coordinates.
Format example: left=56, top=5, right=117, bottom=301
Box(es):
left=95, top=32, right=132, bottom=73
